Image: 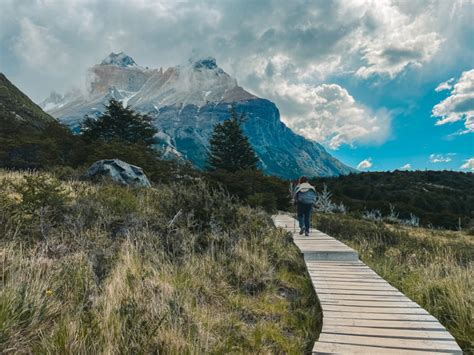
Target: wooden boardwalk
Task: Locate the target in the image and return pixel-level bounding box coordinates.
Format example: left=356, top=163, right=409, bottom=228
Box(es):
left=273, top=214, right=462, bottom=354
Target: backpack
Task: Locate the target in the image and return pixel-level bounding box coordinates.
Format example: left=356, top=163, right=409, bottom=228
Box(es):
left=297, top=189, right=317, bottom=204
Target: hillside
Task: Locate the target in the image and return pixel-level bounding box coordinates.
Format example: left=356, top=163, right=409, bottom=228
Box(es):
left=40, top=53, right=355, bottom=179
left=312, top=170, right=474, bottom=230
left=0, top=170, right=320, bottom=353
left=0, top=73, right=79, bottom=169
left=0, top=73, right=56, bottom=128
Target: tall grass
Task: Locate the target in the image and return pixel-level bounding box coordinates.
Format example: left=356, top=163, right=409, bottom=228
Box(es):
left=0, top=170, right=320, bottom=353
left=315, top=213, right=473, bottom=353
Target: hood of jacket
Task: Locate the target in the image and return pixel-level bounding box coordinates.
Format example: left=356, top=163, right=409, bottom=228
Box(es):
left=294, top=182, right=316, bottom=194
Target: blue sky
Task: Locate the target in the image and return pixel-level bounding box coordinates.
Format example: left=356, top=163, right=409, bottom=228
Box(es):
left=0, top=0, right=473, bottom=172
left=332, top=61, right=474, bottom=171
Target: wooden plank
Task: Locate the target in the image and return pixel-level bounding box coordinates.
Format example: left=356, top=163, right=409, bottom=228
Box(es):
left=322, top=318, right=446, bottom=330
left=313, top=341, right=458, bottom=354
left=312, top=271, right=379, bottom=276
left=319, top=300, right=420, bottom=308
left=321, top=325, right=456, bottom=340
left=322, top=305, right=429, bottom=314
left=312, top=277, right=388, bottom=283
left=316, top=289, right=404, bottom=296
left=312, top=280, right=396, bottom=288
left=323, top=312, right=437, bottom=321
left=318, top=333, right=461, bottom=352
left=314, top=285, right=398, bottom=292
left=318, top=296, right=409, bottom=303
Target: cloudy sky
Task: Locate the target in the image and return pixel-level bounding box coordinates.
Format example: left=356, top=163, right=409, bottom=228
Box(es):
left=1, top=0, right=473, bottom=171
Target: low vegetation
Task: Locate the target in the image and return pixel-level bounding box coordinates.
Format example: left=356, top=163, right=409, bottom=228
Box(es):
left=315, top=213, right=473, bottom=353
left=0, top=170, right=320, bottom=353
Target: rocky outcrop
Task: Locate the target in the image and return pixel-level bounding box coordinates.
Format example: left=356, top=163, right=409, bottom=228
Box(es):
left=86, top=159, right=151, bottom=187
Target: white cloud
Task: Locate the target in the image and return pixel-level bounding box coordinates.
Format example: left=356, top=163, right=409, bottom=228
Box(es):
left=259, top=79, right=391, bottom=149
left=429, top=153, right=456, bottom=163
left=460, top=158, right=474, bottom=171
left=400, top=163, right=411, bottom=170
left=12, top=18, right=69, bottom=71
left=435, top=78, right=455, bottom=92
left=432, top=69, right=474, bottom=134
left=357, top=158, right=373, bottom=170
left=2, top=0, right=467, bottom=103
left=351, top=0, right=444, bottom=79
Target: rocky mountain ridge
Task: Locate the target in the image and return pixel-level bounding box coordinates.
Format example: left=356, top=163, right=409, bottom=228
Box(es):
left=41, top=53, right=355, bottom=178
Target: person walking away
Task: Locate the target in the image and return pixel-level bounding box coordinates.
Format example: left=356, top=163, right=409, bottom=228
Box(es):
left=293, top=176, right=316, bottom=236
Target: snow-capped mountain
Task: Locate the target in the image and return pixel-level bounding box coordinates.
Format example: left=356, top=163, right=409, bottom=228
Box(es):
left=41, top=52, right=355, bottom=178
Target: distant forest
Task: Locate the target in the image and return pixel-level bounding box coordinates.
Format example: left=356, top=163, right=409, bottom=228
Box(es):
left=311, top=170, right=474, bottom=230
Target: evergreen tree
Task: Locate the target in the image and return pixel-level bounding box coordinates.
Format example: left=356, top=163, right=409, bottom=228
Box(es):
left=81, top=99, right=157, bottom=147
left=207, top=107, right=259, bottom=172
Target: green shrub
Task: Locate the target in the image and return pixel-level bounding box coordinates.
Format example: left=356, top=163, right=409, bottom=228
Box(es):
left=247, top=192, right=277, bottom=212
left=206, top=169, right=290, bottom=212
left=0, top=174, right=70, bottom=240
left=11, top=174, right=70, bottom=215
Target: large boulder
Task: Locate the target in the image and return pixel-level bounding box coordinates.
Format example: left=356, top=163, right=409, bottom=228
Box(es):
left=86, top=159, right=151, bottom=187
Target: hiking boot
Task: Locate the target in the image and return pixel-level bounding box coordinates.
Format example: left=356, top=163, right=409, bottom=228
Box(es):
left=305, top=231, right=309, bottom=236
left=299, top=228, right=304, bottom=235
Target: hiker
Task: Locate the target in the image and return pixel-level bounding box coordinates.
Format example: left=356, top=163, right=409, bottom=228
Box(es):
left=293, top=176, right=316, bottom=236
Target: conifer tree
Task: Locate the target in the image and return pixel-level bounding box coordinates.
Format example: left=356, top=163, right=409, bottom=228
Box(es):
left=207, top=107, right=259, bottom=172
left=81, top=99, right=157, bottom=147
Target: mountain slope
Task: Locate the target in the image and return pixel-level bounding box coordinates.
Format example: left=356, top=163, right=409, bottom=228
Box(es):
left=0, top=73, right=56, bottom=129
left=0, top=73, right=79, bottom=168
left=41, top=53, right=355, bottom=179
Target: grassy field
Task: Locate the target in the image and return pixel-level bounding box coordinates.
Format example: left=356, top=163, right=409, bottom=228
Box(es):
left=0, top=170, right=320, bottom=353
left=315, top=213, right=474, bottom=353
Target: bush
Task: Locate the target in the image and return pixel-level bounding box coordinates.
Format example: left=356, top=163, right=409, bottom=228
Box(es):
left=206, top=169, right=290, bottom=212
left=11, top=174, right=70, bottom=215
left=0, top=173, right=71, bottom=241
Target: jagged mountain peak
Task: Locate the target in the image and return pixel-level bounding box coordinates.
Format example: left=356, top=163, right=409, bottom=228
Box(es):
left=192, top=57, right=218, bottom=70
left=100, top=52, right=137, bottom=67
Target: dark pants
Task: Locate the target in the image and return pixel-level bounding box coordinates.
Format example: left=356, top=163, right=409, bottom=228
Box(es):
left=297, top=202, right=312, bottom=233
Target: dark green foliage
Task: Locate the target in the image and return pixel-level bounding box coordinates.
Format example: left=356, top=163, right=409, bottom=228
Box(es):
left=0, top=119, right=80, bottom=169
left=206, top=169, right=290, bottom=212
left=207, top=107, right=258, bottom=172
left=81, top=99, right=157, bottom=147
left=312, top=170, right=474, bottom=230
